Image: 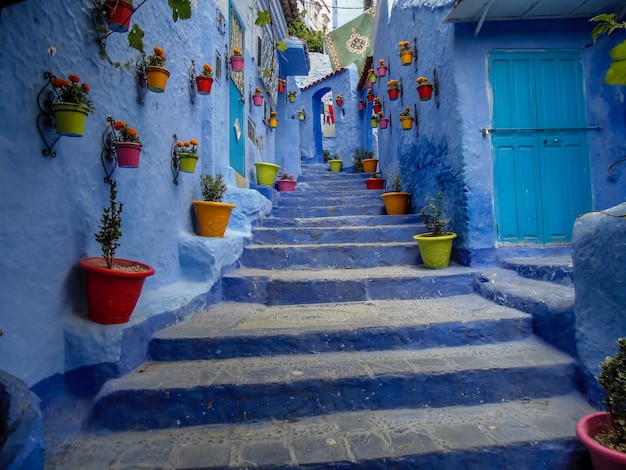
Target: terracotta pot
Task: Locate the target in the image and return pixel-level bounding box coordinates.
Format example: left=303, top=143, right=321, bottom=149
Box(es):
left=382, top=192, right=411, bottom=215
left=362, top=159, right=378, bottom=173
left=365, top=178, right=385, bottom=190
left=230, top=56, right=244, bottom=72
left=106, top=1, right=134, bottom=33
left=388, top=88, right=400, bottom=100
left=196, top=76, right=214, bottom=95
left=146, top=66, right=170, bottom=93
left=193, top=200, right=236, bottom=237
left=114, top=141, right=142, bottom=168
left=79, top=257, right=154, bottom=324
left=577, top=412, right=626, bottom=470
left=418, top=84, right=433, bottom=101
left=277, top=180, right=297, bottom=192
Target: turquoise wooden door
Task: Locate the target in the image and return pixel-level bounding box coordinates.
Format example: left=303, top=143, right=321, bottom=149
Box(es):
left=229, top=5, right=245, bottom=176
left=489, top=51, right=591, bottom=244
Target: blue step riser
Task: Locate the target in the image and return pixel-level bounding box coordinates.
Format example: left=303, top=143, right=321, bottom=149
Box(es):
left=272, top=206, right=389, bottom=217
left=222, top=275, right=477, bottom=305
left=252, top=227, right=420, bottom=244
left=149, top=318, right=532, bottom=361
left=240, top=244, right=418, bottom=269
left=260, top=215, right=422, bottom=228
left=92, top=364, right=576, bottom=431
left=277, top=193, right=388, bottom=207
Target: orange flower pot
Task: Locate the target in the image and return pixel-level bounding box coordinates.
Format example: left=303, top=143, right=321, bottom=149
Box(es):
left=362, top=159, right=378, bottom=173
left=400, top=116, right=413, bottom=130
left=193, top=201, right=236, bottom=237
left=382, top=192, right=411, bottom=215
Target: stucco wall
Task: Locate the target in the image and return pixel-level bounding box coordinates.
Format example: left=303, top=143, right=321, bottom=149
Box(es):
left=0, top=0, right=276, bottom=388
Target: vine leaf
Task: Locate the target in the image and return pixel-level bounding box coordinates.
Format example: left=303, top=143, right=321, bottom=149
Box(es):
left=276, top=39, right=288, bottom=52
left=128, top=24, right=145, bottom=52
left=256, top=10, right=272, bottom=28
left=169, top=0, right=192, bottom=22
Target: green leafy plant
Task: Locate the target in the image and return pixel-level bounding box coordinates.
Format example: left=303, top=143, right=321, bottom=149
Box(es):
left=332, top=151, right=341, bottom=161
left=95, top=181, right=123, bottom=269
left=351, top=148, right=374, bottom=173
left=199, top=174, right=227, bottom=202
left=598, top=338, right=626, bottom=451
left=287, top=11, right=324, bottom=52
left=370, top=172, right=381, bottom=179
left=323, top=150, right=331, bottom=162
left=387, top=172, right=402, bottom=192
left=52, top=74, right=94, bottom=113
left=590, top=14, right=626, bottom=85
left=419, top=191, right=451, bottom=236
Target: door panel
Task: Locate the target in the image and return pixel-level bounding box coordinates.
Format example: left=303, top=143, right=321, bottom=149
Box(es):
left=229, top=5, right=245, bottom=176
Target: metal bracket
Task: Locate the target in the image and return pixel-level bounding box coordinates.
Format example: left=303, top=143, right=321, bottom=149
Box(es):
left=188, top=59, right=197, bottom=105
left=171, top=134, right=180, bottom=185
left=100, top=116, right=118, bottom=184
left=36, top=71, right=61, bottom=157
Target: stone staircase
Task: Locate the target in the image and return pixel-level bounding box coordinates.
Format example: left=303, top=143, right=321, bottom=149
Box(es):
left=47, top=164, right=595, bottom=469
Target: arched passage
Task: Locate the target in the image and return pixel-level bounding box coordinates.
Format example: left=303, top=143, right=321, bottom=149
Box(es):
left=312, top=86, right=332, bottom=163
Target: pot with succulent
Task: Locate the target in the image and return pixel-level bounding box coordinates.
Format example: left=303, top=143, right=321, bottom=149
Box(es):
left=103, top=0, right=135, bottom=33
left=253, top=87, right=264, bottom=106
left=196, top=63, right=214, bottom=95
left=287, top=90, right=297, bottom=103
left=230, top=48, right=244, bottom=72
left=51, top=74, right=94, bottom=137
left=365, top=172, right=385, bottom=190
left=176, top=139, right=200, bottom=173
left=399, top=107, right=414, bottom=130
left=399, top=41, right=413, bottom=66
left=577, top=338, right=626, bottom=469
left=78, top=181, right=155, bottom=324
left=387, top=79, right=400, bottom=100
left=381, top=172, right=411, bottom=215
left=145, top=46, right=169, bottom=93
left=328, top=152, right=342, bottom=172
left=416, top=76, right=433, bottom=101
left=373, top=97, right=382, bottom=114
left=413, top=191, right=457, bottom=268
left=276, top=168, right=297, bottom=192
left=112, top=120, right=142, bottom=168
left=192, top=174, right=236, bottom=237
left=377, top=59, right=387, bottom=77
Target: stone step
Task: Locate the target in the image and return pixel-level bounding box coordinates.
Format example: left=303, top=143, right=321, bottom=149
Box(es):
left=149, top=295, right=533, bottom=361
left=271, top=204, right=390, bottom=218
left=239, top=241, right=419, bottom=269
left=259, top=214, right=421, bottom=228
left=48, top=393, right=595, bottom=469
left=222, top=265, right=480, bottom=304
left=498, top=256, right=574, bottom=286
left=90, top=338, right=577, bottom=431
left=275, top=191, right=388, bottom=207
left=251, top=224, right=420, bottom=245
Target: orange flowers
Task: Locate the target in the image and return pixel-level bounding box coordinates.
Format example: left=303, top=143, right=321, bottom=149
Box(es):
left=398, top=41, right=411, bottom=53
left=201, top=64, right=213, bottom=77
left=147, top=46, right=167, bottom=67
left=400, top=106, right=412, bottom=117
left=112, top=120, right=140, bottom=143
left=176, top=139, right=199, bottom=154
left=232, top=48, right=243, bottom=57
left=51, top=73, right=94, bottom=112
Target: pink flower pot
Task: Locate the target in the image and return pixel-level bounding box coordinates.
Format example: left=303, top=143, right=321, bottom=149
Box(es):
left=377, top=66, right=387, bottom=77
left=277, top=180, right=297, bottom=192
left=114, top=142, right=142, bottom=168
left=253, top=94, right=264, bottom=106
left=379, top=118, right=389, bottom=129
left=230, top=56, right=243, bottom=72
left=577, top=412, right=626, bottom=470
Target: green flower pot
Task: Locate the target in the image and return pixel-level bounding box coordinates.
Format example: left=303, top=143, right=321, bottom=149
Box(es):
left=178, top=152, right=199, bottom=173
left=413, top=232, right=457, bottom=269
left=254, top=162, right=280, bottom=186
left=53, top=102, right=89, bottom=137
left=328, top=160, right=342, bottom=172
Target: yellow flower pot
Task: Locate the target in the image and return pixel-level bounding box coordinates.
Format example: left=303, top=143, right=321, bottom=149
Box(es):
left=413, top=232, right=457, bottom=269
left=400, top=50, right=413, bottom=66
left=146, top=66, right=170, bottom=93
left=269, top=117, right=278, bottom=128
left=53, top=102, right=89, bottom=137
left=400, top=116, right=413, bottom=130
left=193, top=201, right=236, bottom=238
left=254, top=162, right=280, bottom=186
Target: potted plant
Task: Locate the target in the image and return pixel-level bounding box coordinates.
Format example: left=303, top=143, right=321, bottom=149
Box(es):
left=377, top=59, right=387, bottom=77
left=297, top=109, right=305, bottom=121
left=387, top=79, right=400, bottom=100
left=416, top=76, right=433, bottom=101
left=51, top=74, right=94, bottom=137
left=192, top=174, right=236, bottom=237
left=328, top=152, right=342, bottom=172
left=366, top=88, right=374, bottom=102
left=398, top=40, right=413, bottom=66
left=277, top=78, right=286, bottom=93
left=373, top=97, right=382, bottom=114
left=175, top=139, right=200, bottom=173
left=252, top=87, right=264, bottom=106
left=577, top=338, right=626, bottom=468
left=112, top=120, right=142, bottom=168
left=103, top=0, right=134, bottom=33
left=323, top=149, right=331, bottom=162
left=268, top=111, right=278, bottom=128
left=413, top=191, right=457, bottom=268
left=358, top=99, right=365, bottom=111
left=379, top=115, right=389, bottom=129
left=351, top=148, right=374, bottom=173
left=287, top=91, right=297, bottom=103
left=196, top=64, right=214, bottom=95
left=335, top=94, right=344, bottom=106
left=399, top=107, right=414, bottom=130
left=276, top=168, right=297, bottom=192
left=370, top=113, right=381, bottom=128
left=254, top=161, right=281, bottom=186
left=230, top=48, right=244, bottom=72
left=381, top=172, right=411, bottom=215
left=145, top=46, right=169, bottom=93
left=365, top=172, right=385, bottom=190
left=368, top=68, right=377, bottom=83
left=78, top=181, right=155, bottom=324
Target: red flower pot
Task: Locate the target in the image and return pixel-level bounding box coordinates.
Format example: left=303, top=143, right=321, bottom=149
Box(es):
left=365, top=178, right=385, bottom=190
left=373, top=104, right=382, bottom=114
left=379, top=118, right=389, bottom=129
left=114, top=142, right=142, bottom=168
left=367, top=94, right=374, bottom=102
left=336, top=99, right=343, bottom=106
left=106, top=1, right=134, bottom=33
left=196, top=76, right=214, bottom=95
left=230, top=56, right=244, bottom=72
left=79, top=257, right=154, bottom=324
left=577, top=412, right=626, bottom=470
left=278, top=84, right=285, bottom=93
left=417, top=84, right=433, bottom=101
left=388, top=88, right=399, bottom=100
left=253, top=94, right=264, bottom=106
left=277, top=180, right=297, bottom=192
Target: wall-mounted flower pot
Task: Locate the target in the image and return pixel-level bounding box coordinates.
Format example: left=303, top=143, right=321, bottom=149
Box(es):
left=382, top=192, right=411, bottom=215
left=146, top=66, right=170, bottom=93
left=254, top=162, right=280, bottom=186
left=193, top=200, right=236, bottom=237
left=298, top=112, right=305, bottom=121
left=114, top=142, right=142, bottom=168
left=370, top=118, right=378, bottom=128
left=328, top=160, right=342, bottom=172
left=365, top=178, right=385, bottom=190
left=178, top=153, right=199, bottom=173
left=400, top=116, right=414, bottom=130
left=277, top=180, right=297, bottom=192
left=368, top=73, right=377, bottom=83
left=388, top=88, right=399, bottom=100
left=277, top=84, right=285, bottom=93
left=362, top=158, right=378, bottom=173
left=253, top=94, right=264, bottom=106
left=53, top=102, right=89, bottom=137
left=196, top=76, right=214, bottom=95
left=106, top=0, right=134, bottom=33
left=288, top=94, right=296, bottom=103
left=379, top=118, right=389, bottom=129
left=417, top=84, right=433, bottom=101
left=269, top=117, right=278, bottom=128
left=413, top=232, right=457, bottom=268
left=78, top=257, right=155, bottom=324
left=336, top=99, right=343, bottom=106
left=377, top=66, right=387, bottom=77
left=230, top=56, right=244, bottom=72
left=367, top=94, right=374, bottom=102
left=373, top=104, right=382, bottom=114
left=400, top=51, right=413, bottom=66
left=358, top=102, right=365, bottom=111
